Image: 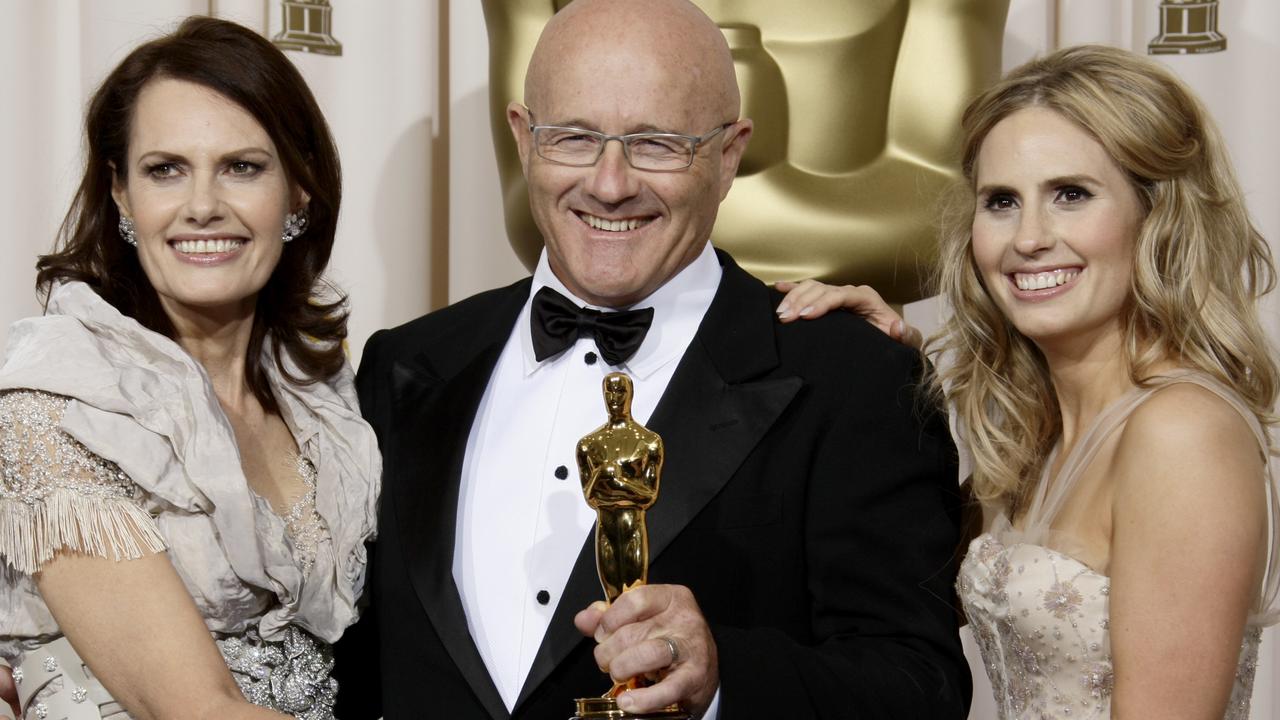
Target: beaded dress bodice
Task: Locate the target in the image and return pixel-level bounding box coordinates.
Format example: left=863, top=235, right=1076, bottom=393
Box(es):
left=956, top=372, right=1276, bottom=719
left=959, top=531, right=1263, bottom=719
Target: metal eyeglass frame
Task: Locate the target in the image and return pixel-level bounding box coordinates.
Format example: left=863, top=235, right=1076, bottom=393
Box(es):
left=527, top=112, right=734, bottom=172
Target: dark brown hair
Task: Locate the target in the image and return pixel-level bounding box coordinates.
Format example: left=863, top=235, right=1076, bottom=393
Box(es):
left=37, top=15, right=346, bottom=412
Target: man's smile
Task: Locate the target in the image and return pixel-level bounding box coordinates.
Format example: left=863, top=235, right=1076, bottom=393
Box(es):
left=575, top=211, right=656, bottom=233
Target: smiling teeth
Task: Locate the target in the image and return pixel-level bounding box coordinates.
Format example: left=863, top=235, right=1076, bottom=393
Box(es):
left=1014, top=269, right=1079, bottom=291
left=173, top=239, right=243, bottom=254
left=580, top=213, right=650, bottom=232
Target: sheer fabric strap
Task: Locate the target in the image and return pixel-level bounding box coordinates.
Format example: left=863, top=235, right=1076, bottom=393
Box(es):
left=1021, top=370, right=1278, bottom=623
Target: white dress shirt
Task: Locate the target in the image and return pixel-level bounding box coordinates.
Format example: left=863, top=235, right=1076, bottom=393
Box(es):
left=453, top=241, right=722, bottom=713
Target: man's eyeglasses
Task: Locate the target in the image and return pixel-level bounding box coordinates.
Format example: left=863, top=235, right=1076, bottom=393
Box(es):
left=528, top=115, right=734, bottom=172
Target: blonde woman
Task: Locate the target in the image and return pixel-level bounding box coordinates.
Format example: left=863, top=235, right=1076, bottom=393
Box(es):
left=779, top=45, right=1278, bottom=718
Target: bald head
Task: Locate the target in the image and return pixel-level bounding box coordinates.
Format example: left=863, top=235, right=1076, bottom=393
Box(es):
left=525, top=0, right=740, bottom=126
left=507, top=0, right=753, bottom=310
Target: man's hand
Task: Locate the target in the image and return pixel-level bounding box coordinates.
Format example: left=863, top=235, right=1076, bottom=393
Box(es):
left=574, top=585, right=718, bottom=717
left=775, top=279, right=923, bottom=349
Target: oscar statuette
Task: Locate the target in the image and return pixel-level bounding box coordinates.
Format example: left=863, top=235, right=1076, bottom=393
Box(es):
left=571, top=373, right=689, bottom=720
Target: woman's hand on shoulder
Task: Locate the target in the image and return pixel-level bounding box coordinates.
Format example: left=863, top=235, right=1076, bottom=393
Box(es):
left=773, top=279, right=922, bottom=348
left=1108, top=382, right=1267, bottom=718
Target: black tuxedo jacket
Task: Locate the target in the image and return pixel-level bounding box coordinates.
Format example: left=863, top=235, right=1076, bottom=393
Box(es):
left=335, top=251, right=969, bottom=719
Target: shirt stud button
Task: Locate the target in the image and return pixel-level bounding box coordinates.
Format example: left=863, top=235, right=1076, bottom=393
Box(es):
left=554, top=465, right=569, bottom=480
left=537, top=590, right=551, bottom=605
left=584, top=351, right=598, bottom=365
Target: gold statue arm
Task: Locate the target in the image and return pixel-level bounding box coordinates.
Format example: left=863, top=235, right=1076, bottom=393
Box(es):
left=609, top=440, right=664, bottom=508
left=604, top=457, right=661, bottom=507
left=578, top=442, right=660, bottom=507
left=643, top=439, right=664, bottom=500
left=577, top=442, right=603, bottom=502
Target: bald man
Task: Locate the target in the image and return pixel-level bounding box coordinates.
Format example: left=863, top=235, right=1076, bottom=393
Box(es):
left=336, top=1, right=968, bottom=718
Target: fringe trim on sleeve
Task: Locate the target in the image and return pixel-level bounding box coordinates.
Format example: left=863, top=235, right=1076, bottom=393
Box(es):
left=0, top=489, right=167, bottom=575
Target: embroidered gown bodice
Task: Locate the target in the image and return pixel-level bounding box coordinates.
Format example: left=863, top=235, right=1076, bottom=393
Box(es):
left=0, top=282, right=382, bottom=720
left=956, top=372, right=1278, bottom=719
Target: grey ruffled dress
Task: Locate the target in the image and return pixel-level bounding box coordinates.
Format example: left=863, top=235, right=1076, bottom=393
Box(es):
left=0, top=282, right=381, bottom=719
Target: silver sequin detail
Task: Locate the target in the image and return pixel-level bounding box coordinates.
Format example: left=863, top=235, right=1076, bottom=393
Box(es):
left=216, top=625, right=337, bottom=720
left=40, top=655, right=57, bottom=672
left=33, top=702, right=48, bottom=719
left=0, top=391, right=138, bottom=506
left=1042, top=581, right=1083, bottom=620
left=281, top=456, right=327, bottom=576
left=1079, top=661, right=1113, bottom=699
left=71, top=686, right=88, bottom=703
left=0, top=389, right=165, bottom=576
left=10, top=666, right=21, bottom=685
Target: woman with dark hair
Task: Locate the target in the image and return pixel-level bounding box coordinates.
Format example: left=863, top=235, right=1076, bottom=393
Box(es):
left=779, top=45, right=1278, bottom=717
left=0, top=17, right=378, bottom=720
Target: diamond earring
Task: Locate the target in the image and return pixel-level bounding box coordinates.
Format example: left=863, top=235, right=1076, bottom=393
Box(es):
left=282, top=209, right=309, bottom=243
left=118, top=216, right=138, bottom=247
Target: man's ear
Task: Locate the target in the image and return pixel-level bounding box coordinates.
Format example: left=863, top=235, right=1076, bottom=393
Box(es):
left=507, top=101, right=534, bottom=176
left=718, top=118, right=753, bottom=201
left=109, top=161, right=131, bottom=218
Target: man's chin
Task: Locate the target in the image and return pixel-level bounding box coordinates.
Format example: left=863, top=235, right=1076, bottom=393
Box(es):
left=568, top=276, right=652, bottom=309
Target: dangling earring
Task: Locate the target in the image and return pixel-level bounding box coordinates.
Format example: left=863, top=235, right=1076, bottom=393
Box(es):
left=282, top=209, right=309, bottom=243
left=118, top=216, right=138, bottom=247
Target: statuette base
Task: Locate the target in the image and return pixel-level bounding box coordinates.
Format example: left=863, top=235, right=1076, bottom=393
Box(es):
left=572, top=696, right=690, bottom=719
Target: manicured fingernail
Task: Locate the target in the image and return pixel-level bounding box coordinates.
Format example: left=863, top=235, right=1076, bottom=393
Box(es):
left=776, top=305, right=792, bottom=319
left=797, top=306, right=813, bottom=317
left=617, top=694, right=636, bottom=711
left=893, top=320, right=904, bottom=337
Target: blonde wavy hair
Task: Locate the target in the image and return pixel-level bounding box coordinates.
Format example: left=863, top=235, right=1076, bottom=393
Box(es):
left=926, top=44, right=1277, bottom=513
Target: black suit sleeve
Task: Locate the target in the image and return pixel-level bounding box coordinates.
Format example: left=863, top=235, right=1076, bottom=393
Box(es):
left=333, top=330, right=389, bottom=720
left=715, top=349, right=969, bottom=719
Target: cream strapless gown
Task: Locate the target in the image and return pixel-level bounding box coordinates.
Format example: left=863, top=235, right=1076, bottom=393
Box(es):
left=956, top=371, right=1277, bottom=719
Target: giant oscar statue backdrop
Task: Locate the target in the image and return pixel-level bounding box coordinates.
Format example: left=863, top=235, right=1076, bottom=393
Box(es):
left=481, top=0, right=1011, bottom=304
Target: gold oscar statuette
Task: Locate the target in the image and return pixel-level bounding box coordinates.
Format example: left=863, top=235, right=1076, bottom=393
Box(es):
left=572, top=373, right=688, bottom=720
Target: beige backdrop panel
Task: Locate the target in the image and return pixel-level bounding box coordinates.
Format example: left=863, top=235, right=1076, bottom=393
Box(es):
left=0, top=0, right=204, bottom=350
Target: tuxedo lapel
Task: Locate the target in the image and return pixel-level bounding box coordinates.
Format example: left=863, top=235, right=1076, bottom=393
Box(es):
left=385, top=281, right=530, bottom=720
left=645, top=254, right=804, bottom=560
left=515, top=252, right=801, bottom=709
left=644, top=347, right=801, bottom=561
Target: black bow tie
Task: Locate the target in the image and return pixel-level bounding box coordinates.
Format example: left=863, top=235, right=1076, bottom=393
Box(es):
left=530, top=287, right=654, bottom=366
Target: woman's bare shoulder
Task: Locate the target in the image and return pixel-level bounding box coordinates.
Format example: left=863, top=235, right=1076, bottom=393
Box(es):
left=1113, top=380, right=1266, bottom=523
